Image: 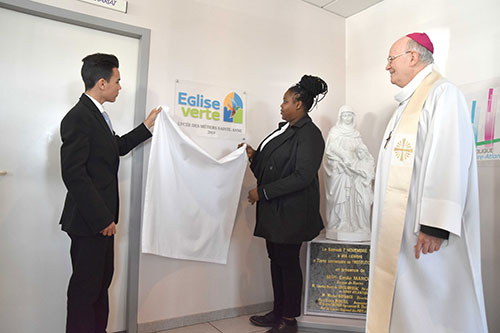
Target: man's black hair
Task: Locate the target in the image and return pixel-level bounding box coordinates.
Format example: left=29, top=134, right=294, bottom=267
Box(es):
left=81, top=53, right=119, bottom=91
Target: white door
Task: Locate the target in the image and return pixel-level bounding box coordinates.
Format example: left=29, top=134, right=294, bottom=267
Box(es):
left=0, top=7, right=139, bottom=332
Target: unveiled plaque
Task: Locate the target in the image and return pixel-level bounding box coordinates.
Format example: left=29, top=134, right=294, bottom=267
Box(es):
left=304, top=235, right=370, bottom=317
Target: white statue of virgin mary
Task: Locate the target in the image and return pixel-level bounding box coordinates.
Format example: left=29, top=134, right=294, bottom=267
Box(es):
left=323, top=105, right=374, bottom=241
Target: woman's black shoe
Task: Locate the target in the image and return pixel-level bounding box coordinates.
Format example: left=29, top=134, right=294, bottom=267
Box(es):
left=249, top=311, right=279, bottom=327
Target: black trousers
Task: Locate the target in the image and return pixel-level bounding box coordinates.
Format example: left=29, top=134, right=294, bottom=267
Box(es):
left=266, top=240, right=303, bottom=318
left=66, top=233, right=114, bottom=333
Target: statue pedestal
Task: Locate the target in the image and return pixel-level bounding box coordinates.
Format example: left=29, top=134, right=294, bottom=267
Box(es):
left=326, top=229, right=371, bottom=242
left=302, top=232, right=369, bottom=331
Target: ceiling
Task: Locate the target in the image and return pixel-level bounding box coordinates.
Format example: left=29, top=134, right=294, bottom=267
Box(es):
left=302, top=0, right=383, bottom=18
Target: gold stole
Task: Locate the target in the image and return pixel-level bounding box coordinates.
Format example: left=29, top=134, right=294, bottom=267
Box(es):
left=367, top=71, right=442, bottom=333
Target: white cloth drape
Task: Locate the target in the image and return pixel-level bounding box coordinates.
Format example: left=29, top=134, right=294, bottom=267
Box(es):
left=142, top=108, right=247, bottom=264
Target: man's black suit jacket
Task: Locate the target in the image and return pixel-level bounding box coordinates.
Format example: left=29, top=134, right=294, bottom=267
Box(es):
left=59, top=94, right=152, bottom=236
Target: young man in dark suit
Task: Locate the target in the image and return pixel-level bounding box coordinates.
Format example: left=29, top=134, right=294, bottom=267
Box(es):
left=59, top=53, right=160, bottom=332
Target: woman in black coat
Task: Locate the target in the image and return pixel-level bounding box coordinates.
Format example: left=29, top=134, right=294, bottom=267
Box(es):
left=243, top=75, right=328, bottom=333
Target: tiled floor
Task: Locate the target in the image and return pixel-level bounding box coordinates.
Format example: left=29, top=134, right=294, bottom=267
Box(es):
left=156, top=314, right=266, bottom=333
left=156, top=313, right=349, bottom=333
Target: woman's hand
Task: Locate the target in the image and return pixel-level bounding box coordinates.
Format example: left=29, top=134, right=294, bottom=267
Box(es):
left=238, top=143, right=256, bottom=160
left=248, top=188, right=259, bottom=204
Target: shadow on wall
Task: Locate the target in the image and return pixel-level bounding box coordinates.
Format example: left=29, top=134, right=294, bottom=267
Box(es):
left=358, top=107, right=394, bottom=162
left=427, top=28, right=450, bottom=77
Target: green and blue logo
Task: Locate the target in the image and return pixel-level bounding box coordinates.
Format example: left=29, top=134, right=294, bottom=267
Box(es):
left=223, top=92, right=243, bottom=124
left=177, top=91, right=243, bottom=124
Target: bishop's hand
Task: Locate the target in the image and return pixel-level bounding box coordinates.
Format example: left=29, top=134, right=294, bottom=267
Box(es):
left=414, top=232, right=442, bottom=259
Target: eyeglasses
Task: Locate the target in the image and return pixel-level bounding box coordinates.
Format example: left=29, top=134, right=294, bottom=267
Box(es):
left=386, top=51, right=412, bottom=64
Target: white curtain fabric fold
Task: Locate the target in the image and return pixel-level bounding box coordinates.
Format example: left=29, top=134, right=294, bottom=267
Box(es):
left=142, top=108, right=247, bottom=264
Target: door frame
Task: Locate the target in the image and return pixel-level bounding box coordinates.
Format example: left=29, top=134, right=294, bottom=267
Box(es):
left=0, top=0, right=150, bottom=331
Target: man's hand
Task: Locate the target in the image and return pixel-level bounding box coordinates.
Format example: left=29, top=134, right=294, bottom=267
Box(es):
left=144, top=106, right=162, bottom=129
left=414, top=232, right=442, bottom=259
left=248, top=188, right=259, bottom=205
left=100, top=222, right=116, bottom=236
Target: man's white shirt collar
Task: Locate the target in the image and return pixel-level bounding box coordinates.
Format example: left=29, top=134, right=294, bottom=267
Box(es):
left=394, top=64, right=434, bottom=104
left=85, top=93, right=105, bottom=113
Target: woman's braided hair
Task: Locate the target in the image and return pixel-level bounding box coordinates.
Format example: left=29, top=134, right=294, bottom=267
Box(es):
left=288, top=75, right=328, bottom=111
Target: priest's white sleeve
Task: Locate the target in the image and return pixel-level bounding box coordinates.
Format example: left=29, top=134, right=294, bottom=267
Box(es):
left=415, top=81, right=473, bottom=237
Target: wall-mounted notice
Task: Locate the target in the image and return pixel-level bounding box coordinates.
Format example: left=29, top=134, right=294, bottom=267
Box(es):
left=461, top=78, right=500, bottom=161
left=304, top=236, right=370, bottom=318
left=173, top=80, right=246, bottom=140
left=78, top=0, right=128, bottom=13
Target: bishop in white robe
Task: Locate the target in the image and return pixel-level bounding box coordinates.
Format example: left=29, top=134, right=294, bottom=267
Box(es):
left=367, top=33, right=488, bottom=332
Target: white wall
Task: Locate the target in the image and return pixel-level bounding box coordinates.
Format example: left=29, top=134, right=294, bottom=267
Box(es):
left=346, top=0, right=500, bottom=331
left=31, top=0, right=346, bottom=328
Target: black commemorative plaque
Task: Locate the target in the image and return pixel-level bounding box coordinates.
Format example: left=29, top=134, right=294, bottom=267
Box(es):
left=304, top=237, right=370, bottom=317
